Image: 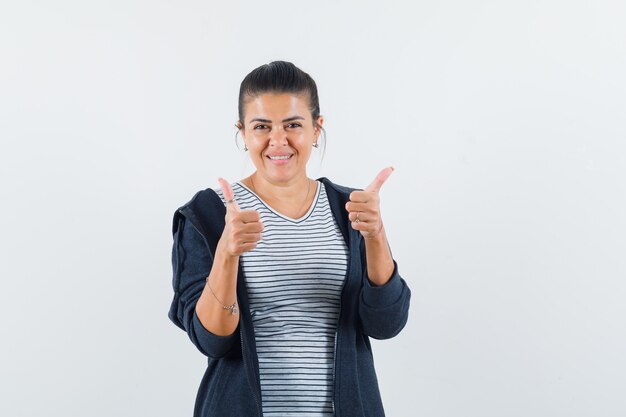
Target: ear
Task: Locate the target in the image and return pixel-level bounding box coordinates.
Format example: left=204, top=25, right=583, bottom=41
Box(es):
left=314, top=115, right=324, bottom=137
left=236, top=121, right=246, bottom=139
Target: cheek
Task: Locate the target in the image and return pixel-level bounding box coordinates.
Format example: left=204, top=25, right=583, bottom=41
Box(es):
left=250, top=130, right=268, bottom=141
left=247, top=134, right=269, bottom=150
left=298, top=143, right=314, bottom=160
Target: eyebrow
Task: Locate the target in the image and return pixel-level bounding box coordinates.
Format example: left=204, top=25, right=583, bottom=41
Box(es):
left=248, top=116, right=306, bottom=124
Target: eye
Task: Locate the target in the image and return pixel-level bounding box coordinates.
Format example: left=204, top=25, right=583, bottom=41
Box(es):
left=286, top=123, right=302, bottom=129
left=253, top=124, right=269, bottom=130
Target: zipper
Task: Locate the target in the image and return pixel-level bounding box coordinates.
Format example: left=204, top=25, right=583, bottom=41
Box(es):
left=332, top=283, right=345, bottom=415
left=240, top=325, right=263, bottom=416
left=237, top=256, right=263, bottom=416
left=331, top=328, right=339, bottom=415
left=332, top=234, right=351, bottom=416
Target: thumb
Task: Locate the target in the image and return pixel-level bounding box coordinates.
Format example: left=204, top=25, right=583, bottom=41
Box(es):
left=218, top=177, right=240, bottom=212
left=364, top=166, right=394, bottom=193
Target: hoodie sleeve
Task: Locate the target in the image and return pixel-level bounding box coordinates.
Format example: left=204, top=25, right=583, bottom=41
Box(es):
left=358, top=239, right=411, bottom=340
left=168, top=212, right=239, bottom=358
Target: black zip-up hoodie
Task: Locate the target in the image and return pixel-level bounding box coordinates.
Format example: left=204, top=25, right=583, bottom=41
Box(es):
left=168, top=177, right=411, bottom=416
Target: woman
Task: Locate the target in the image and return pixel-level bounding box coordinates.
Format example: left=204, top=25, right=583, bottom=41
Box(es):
left=168, top=61, right=411, bottom=417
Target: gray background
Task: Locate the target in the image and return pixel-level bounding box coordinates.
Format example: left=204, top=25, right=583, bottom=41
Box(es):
left=1, top=1, right=625, bottom=416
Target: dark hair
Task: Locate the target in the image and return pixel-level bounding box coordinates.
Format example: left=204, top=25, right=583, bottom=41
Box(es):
left=237, top=61, right=322, bottom=131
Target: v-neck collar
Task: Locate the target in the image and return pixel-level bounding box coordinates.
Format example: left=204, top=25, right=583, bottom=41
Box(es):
left=235, top=180, right=321, bottom=224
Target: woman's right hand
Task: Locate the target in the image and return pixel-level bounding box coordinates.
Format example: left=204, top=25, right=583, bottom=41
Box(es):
left=217, top=177, right=263, bottom=257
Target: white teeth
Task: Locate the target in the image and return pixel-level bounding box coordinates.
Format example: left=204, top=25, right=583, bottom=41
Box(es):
left=269, top=155, right=291, bottom=160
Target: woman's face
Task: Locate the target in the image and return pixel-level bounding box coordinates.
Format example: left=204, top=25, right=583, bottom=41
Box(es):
left=240, top=92, right=322, bottom=185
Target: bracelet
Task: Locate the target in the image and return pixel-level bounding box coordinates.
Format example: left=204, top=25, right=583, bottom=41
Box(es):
left=205, top=276, right=238, bottom=315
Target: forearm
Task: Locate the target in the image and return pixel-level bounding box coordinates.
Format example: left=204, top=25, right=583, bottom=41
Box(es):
left=195, top=245, right=240, bottom=336
left=364, top=224, right=394, bottom=286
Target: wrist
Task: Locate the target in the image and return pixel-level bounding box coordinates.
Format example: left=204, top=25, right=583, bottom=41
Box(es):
left=215, top=242, right=240, bottom=265
left=364, top=222, right=385, bottom=242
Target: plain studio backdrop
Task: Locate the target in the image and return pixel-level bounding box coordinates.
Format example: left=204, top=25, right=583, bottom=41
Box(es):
left=1, top=1, right=625, bottom=416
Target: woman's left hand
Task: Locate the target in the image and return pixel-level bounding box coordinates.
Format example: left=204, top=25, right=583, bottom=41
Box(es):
left=345, top=167, right=394, bottom=239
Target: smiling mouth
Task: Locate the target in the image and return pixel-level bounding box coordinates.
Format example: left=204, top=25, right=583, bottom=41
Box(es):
left=267, top=154, right=293, bottom=160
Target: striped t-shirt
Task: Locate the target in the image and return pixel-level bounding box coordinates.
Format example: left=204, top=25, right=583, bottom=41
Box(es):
left=216, top=180, right=348, bottom=416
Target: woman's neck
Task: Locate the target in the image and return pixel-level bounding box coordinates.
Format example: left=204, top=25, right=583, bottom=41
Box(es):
left=244, top=173, right=314, bottom=218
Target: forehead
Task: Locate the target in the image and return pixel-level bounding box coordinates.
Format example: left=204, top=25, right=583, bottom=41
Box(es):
left=244, top=93, right=309, bottom=123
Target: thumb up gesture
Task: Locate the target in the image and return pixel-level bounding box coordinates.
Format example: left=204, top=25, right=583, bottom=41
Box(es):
left=345, top=167, right=394, bottom=239
left=217, top=177, right=264, bottom=257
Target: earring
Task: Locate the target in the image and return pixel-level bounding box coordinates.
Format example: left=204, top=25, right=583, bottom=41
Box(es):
left=235, top=129, right=248, bottom=152
left=312, top=143, right=319, bottom=148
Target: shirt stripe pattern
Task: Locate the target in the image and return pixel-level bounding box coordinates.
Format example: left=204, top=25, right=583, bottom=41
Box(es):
left=216, top=181, right=348, bottom=416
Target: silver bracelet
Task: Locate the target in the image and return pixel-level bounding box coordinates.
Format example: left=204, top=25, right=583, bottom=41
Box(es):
left=205, top=276, right=238, bottom=315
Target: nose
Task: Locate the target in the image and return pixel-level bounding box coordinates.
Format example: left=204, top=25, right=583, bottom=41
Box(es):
left=268, top=125, right=288, bottom=146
